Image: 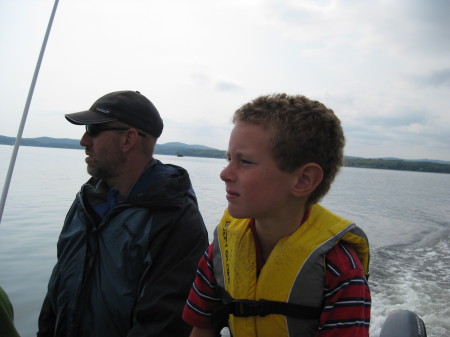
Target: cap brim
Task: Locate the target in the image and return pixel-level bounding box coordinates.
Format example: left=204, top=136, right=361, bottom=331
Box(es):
left=65, top=110, right=117, bottom=125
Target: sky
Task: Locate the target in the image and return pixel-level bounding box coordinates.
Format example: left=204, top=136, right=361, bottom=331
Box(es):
left=0, top=0, right=449, bottom=161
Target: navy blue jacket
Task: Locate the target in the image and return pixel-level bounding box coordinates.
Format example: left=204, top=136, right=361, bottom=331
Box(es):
left=37, top=161, right=208, bottom=337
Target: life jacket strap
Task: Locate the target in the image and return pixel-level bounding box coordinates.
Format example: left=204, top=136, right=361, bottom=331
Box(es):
left=212, top=299, right=321, bottom=322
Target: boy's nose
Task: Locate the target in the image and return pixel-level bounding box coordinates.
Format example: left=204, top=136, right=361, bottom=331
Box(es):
left=220, top=163, right=233, bottom=182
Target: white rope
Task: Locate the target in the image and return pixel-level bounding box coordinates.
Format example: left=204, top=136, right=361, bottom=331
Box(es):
left=0, top=0, right=60, bottom=224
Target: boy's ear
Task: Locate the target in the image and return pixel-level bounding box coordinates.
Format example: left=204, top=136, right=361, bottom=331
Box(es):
left=291, top=163, right=323, bottom=197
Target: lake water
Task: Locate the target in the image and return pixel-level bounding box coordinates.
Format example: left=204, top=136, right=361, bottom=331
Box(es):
left=0, top=145, right=449, bottom=337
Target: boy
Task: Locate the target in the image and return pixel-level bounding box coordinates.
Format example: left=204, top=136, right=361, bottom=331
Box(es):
left=183, top=94, right=371, bottom=337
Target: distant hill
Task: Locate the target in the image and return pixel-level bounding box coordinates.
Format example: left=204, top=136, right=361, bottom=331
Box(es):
left=379, top=157, right=450, bottom=165
left=153, top=141, right=225, bottom=158
left=161, top=142, right=217, bottom=151
left=1, top=135, right=449, bottom=173
left=343, top=156, right=450, bottom=174
left=0, top=135, right=226, bottom=159
left=0, top=135, right=82, bottom=149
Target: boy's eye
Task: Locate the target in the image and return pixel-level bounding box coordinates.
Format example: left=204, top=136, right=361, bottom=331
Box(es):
left=224, top=154, right=254, bottom=166
left=241, top=159, right=252, bottom=165
left=224, top=152, right=231, bottom=162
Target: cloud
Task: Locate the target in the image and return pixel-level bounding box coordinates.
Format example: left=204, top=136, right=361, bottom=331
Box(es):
left=412, top=68, right=450, bottom=87
left=159, top=117, right=232, bottom=151
left=1, top=0, right=449, bottom=161
left=215, top=81, right=243, bottom=92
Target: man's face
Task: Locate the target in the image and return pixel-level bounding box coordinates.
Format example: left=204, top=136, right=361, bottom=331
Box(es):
left=80, top=123, right=127, bottom=181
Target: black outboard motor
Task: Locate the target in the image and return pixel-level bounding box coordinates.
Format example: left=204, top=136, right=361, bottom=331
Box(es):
left=380, top=310, right=427, bottom=337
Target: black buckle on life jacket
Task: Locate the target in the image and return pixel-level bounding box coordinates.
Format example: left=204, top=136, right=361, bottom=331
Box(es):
left=231, top=299, right=270, bottom=317
left=211, top=295, right=322, bottom=326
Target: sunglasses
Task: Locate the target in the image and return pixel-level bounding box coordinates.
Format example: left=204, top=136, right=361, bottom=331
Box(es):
left=85, top=124, right=146, bottom=137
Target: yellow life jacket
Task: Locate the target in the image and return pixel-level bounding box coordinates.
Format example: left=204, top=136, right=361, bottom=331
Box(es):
left=212, top=203, right=370, bottom=337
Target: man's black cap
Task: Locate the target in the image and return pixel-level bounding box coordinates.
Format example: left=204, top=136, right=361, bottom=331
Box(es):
left=65, top=90, right=164, bottom=138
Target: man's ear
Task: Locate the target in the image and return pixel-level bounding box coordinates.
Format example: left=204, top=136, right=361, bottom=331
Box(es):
left=121, top=128, right=139, bottom=152
left=291, top=163, right=323, bottom=197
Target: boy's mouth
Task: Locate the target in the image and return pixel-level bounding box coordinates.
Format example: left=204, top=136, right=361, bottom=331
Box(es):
left=225, top=189, right=240, bottom=200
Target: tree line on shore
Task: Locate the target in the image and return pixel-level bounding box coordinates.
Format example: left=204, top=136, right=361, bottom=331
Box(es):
left=1, top=135, right=449, bottom=174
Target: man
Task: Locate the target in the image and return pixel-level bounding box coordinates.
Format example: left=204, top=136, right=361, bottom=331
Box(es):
left=38, top=90, right=208, bottom=337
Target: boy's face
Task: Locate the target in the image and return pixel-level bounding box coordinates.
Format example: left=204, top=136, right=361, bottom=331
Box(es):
left=221, top=122, right=299, bottom=220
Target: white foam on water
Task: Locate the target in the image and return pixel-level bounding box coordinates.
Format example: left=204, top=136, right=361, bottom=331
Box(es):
left=370, top=229, right=450, bottom=337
